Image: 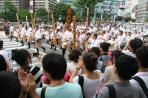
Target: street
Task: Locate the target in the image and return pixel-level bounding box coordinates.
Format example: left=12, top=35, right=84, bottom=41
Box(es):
left=0, top=31, right=69, bottom=69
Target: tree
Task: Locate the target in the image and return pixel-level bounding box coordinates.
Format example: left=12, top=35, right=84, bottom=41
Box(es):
left=73, top=0, right=103, bottom=22
left=36, top=8, right=48, bottom=23
left=18, top=9, right=31, bottom=21
left=51, top=3, right=71, bottom=22
left=1, top=0, right=17, bottom=22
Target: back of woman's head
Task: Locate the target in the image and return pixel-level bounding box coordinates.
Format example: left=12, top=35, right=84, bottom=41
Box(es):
left=100, top=42, right=110, bottom=52
left=0, top=54, right=7, bottom=71
left=11, top=49, right=31, bottom=67
left=90, top=47, right=101, bottom=57
left=112, top=50, right=124, bottom=61
left=82, top=52, right=98, bottom=71
left=68, top=49, right=81, bottom=63
left=0, top=71, right=21, bottom=98
left=129, top=38, right=143, bottom=53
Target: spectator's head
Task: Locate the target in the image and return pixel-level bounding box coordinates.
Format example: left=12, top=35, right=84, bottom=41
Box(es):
left=129, top=38, right=143, bottom=53
left=90, top=47, right=101, bottom=57
left=0, top=71, right=21, bottom=98
left=112, top=50, right=124, bottom=64
left=100, top=42, right=110, bottom=53
left=119, top=30, right=123, bottom=36
left=82, top=52, right=98, bottom=72
left=68, top=49, right=81, bottom=63
left=115, top=55, right=139, bottom=80
left=42, top=53, right=67, bottom=81
left=0, top=54, right=7, bottom=71
left=11, top=49, right=32, bottom=69
left=93, top=33, right=98, bottom=40
left=0, top=40, right=3, bottom=49
left=136, top=46, right=148, bottom=68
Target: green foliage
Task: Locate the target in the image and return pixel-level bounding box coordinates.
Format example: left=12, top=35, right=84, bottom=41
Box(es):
left=18, top=9, right=31, bottom=21
left=36, top=8, right=48, bottom=23
left=52, top=3, right=71, bottom=22
left=145, top=17, right=148, bottom=23
left=0, top=0, right=17, bottom=22
left=73, top=0, right=103, bottom=9
left=73, top=0, right=103, bottom=23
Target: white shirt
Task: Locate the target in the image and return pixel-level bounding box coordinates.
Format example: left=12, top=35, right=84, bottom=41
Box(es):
left=10, top=26, right=14, bottom=32
left=116, top=35, right=127, bottom=46
left=35, top=30, right=42, bottom=39
left=130, top=72, right=148, bottom=88
left=90, top=39, right=100, bottom=48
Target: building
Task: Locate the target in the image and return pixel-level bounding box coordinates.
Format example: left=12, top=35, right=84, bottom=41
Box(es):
left=136, top=0, right=148, bottom=22
left=95, top=0, right=126, bottom=21
left=60, top=0, right=72, bottom=4
left=19, top=0, right=30, bottom=10
left=0, top=0, right=19, bottom=11
left=0, top=0, right=57, bottom=11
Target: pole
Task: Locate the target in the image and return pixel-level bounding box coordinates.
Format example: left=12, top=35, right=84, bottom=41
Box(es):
left=86, top=8, right=89, bottom=34
left=66, top=7, right=72, bottom=31
left=52, top=13, right=55, bottom=30
left=73, top=16, right=76, bottom=49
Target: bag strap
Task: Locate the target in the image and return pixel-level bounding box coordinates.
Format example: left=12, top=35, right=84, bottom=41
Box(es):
left=78, top=75, right=85, bottom=98
left=107, top=85, right=117, bottom=98
left=132, top=76, right=148, bottom=97
left=41, top=87, right=47, bottom=98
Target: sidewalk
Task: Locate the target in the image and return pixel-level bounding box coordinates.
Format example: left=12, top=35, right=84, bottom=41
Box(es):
left=0, top=31, right=6, bottom=38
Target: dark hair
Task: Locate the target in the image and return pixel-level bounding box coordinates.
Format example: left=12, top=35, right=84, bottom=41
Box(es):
left=0, top=54, right=7, bottom=71
left=100, top=42, right=110, bottom=52
left=11, top=49, right=31, bottom=68
left=115, top=54, right=139, bottom=80
left=82, top=52, right=98, bottom=71
left=93, top=33, right=98, bottom=39
left=112, top=50, right=123, bottom=61
left=129, top=38, right=143, bottom=53
left=0, top=40, right=3, bottom=49
left=136, top=46, right=148, bottom=68
left=68, top=49, right=81, bottom=63
left=42, top=53, right=67, bottom=80
left=0, top=71, right=21, bottom=98
left=90, top=47, right=101, bottom=57
left=119, top=30, right=123, bottom=34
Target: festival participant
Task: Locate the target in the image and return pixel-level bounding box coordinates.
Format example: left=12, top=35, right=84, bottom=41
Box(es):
left=116, top=30, right=127, bottom=49
left=90, top=33, right=100, bottom=48
left=97, top=55, right=146, bottom=98
left=131, top=46, right=148, bottom=97
left=61, top=38, right=67, bottom=57
left=70, top=52, right=103, bottom=98
left=10, top=24, right=14, bottom=41
left=26, top=24, right=33, bottom=49
left=20, top=24, right=27, bottom=46
left=25, top=53, right=83, bottom=98
left=33, top=26, right=46, bottom=57
left=4, top=21, right=10, bottom=38
left=78, top=31, right=86, bottom=50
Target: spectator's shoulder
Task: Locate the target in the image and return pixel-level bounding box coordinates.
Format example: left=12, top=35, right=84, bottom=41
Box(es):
left=97, top=86, right=109, bottom=98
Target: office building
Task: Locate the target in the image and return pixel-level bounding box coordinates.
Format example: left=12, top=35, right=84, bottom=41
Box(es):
left=136, top=0, right=148, bottom=22
left=95, top=0, right=126, bottom=21
left=0, top=0, right=57, bottom=11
